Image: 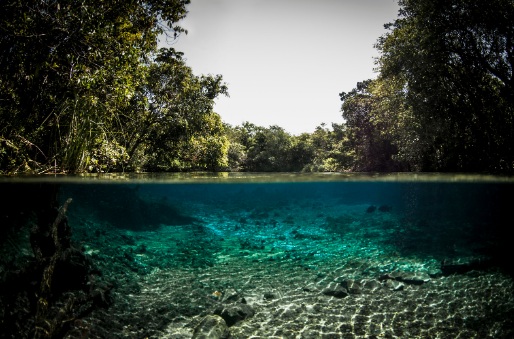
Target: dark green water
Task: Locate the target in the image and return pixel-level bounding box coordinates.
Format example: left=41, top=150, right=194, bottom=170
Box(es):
left=1, top=173, right=514, bottom=338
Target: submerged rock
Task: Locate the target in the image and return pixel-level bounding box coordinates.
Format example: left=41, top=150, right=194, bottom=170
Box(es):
left=221, top=288, right=244, bottom=303
left=263, top=292, right=276, bottom=300
left=322, top=282, right=349, bottom=298
left=214, top=302, right=255, bottom=327
left=366, top=205, right=377, bottom=213
left=192, top=315, right=229, bottom=339
left=399, top=272, right=431, bottom=285
left=361, top=279, right=383, bottom=292
left=335, top=279, right=383, bottom=295
left=379, top=271, right=430, bottom=285
left=378, top=205, right=392, bottom=212
left=341, top=279, right=362, bottom=294
left=441, top=257, right=494, bottom=276
left=384, top=279, right=404, bottom=291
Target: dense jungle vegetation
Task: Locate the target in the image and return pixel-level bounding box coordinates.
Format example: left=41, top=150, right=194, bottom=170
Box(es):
left=1, top=0, right=513, bottom=174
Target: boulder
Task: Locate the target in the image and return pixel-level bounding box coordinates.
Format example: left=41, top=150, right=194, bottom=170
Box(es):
left=192, top=315, right=229, bottom=339
left=214, top=302, right=255, bottom=327
left=221, top=288, right=243, bottom=303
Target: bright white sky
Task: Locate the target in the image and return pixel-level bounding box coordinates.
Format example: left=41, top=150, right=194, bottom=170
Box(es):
left=167, top=0, right=399, bottom=135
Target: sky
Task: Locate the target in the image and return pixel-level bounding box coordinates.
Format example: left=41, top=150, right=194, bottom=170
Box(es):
left=167, top=0, right=400, bottom=135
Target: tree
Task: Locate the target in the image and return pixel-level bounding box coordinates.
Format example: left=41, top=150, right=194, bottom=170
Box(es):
left=300, top=123, right=353, bottom=172
left=366, top=76, right=418, bottom=171
left=243, top=124, right=293, bottom=171
left=224, top=123, right=248, bottom=171
left=123, top=48, right=229, bottom=171
left=0, top=0, right=191, bottom=173
left=339, top=81, right=404, bottom=171
left=288, top=132, right=316, bottom=171
left=375, top=0, right=514, bottom=172
left=225, top=122, right=315, bottom=172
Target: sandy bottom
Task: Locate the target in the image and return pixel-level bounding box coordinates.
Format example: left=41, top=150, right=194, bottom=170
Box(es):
left=66, top=197, right=514, bottom=338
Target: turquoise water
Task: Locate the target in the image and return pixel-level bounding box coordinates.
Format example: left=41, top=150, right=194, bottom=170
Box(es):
left=1, top=173, right=514, bottom=338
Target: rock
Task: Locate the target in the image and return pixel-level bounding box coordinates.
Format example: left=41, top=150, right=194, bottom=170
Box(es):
left=441, top=257, right=493, bottom=276
left=214, top=302, right=255, bottom=327
left=384, top=279, right=404, bottom=291
left=221, top=288, right=242, bottom=303
left=361, top=279, right=382, bottom=292
left=341, top=279, right=362, bottom=294
left=378, top=271, right=430, bottom=285
left=263, top=292, right=276, bottom=300
left=366, top=205, right=377, bottom=213
left=428, top=268, right=443, bottom=278
left=192, top=315, right=229, bottom=339
left=398, top=272, right=431, bottom=285
left=135, top=243, right=147, bottom=254
left=322, top=282, right=349, bottom=298
left=378, top=273, right=394, bottom=281
left=335, top=279, right=383, bottom=294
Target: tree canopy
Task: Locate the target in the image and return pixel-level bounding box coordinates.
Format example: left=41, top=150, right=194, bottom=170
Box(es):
left=2, top=0, right=513, bottom=174
left=372, top=0, right=514, bottom=172
left=0, top=0, right=229, bottom=173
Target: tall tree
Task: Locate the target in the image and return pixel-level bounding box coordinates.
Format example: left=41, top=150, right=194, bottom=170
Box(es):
left=376, top=0, right=514, bottom=172
left=124, top=48, right=229, bottom=172
left=225, top=123, right=312, bottom=172
left=244, top=124, right=293, bottom=171
left=0, top=0, right=191, bottom=173
left=302, top=123, right=352, bottom=172
left=339, top=81, right=403, bottom=171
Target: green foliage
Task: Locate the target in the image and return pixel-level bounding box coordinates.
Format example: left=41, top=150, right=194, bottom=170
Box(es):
left=224, top=123, right=296, bottom=171
left=374, top=0, right=514, bottom=172
left=301, top=124, right=353, bottom=172
left=339, top=81, right=407, bottom=172
left=3, top=0, right=513, bottom=174
left=245, top=125, right=293, bottom=171
left=224, top=122, right=354, bottom=172
left=0, top=0, right=233, bottom=174
left=336, top=0, right=514, bottom=173
left=123, top=48, right=229, bottom=171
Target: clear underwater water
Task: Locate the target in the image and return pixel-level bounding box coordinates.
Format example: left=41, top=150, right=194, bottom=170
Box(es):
left=2, top=173, right=514, bottom=338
